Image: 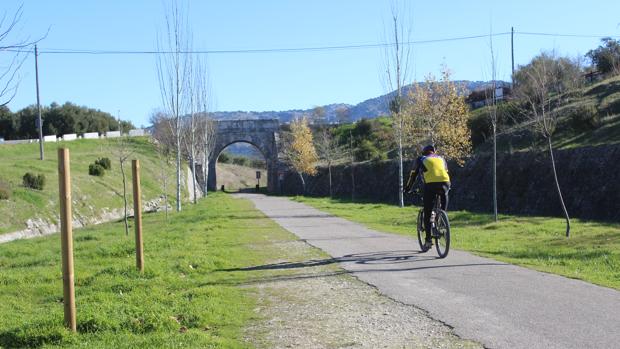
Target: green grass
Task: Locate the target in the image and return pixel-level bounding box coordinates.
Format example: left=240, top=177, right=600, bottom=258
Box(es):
left=0, top=193, right=305, bottom=348
left=0, top=138, right=176, bottom=235
left=292, top=196, right=620, bottom=290
left=471, top=75, right=620, bottom=153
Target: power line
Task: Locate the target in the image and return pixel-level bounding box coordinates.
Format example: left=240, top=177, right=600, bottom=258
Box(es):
left=3, top=31, right=619, bottom=56
left=516, top=31, right=620, bottom=39
left=6, top=32, right=511, bottom=55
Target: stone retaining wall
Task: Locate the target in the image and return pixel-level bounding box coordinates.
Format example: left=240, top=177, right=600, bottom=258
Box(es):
left=280, top=144, right=620, bottom=221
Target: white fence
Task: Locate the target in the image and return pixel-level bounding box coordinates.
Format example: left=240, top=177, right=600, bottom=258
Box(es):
left=128, top=129, right=145, bottom=137
left=105, top=131, right=121, bottom=138
left=62, top=134, right=77, bottom=141
left=0, top=129, right=149, bottom=145
left=83, top=132, right=99, bottom=139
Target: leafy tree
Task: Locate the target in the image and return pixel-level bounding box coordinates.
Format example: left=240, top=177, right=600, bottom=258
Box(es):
left=0, top=106, right=16, bottom=139
left=335, top=106, right=351, bottom=124
left=281, top=117, right=318, bottom=194
left=311, top=106, right=327, bottom=126
left=514, top=52, right=584, bottom=101
left=405, top=66, right=472, bottom=165
left=587, top=38, right=620, bottom=75
left=1, top=102, right=133, bottom=140
left=356, top=139, right=384, bottom=162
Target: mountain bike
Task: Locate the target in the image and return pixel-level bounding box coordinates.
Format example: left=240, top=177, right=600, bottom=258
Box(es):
left=416, top=193, right=451, bottom=258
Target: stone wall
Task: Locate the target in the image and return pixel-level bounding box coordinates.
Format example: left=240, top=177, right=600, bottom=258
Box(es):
left=280, top=144, right=620, bottom=221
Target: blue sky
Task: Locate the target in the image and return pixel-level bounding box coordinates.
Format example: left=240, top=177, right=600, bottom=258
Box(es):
left=4, top=0, right=620, bottom=127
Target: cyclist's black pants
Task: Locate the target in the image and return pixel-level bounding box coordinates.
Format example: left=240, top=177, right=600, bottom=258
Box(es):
left=423, top=182, right=450, bottom=241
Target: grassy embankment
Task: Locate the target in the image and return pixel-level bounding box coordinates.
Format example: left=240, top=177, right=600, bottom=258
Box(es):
left=0, top=192, right=316, bottom=348
left=0, top=138, right=177, bottom=235
left=292, top=197, right=620, bottom=290
left=470, top=75, right=620, bottom=152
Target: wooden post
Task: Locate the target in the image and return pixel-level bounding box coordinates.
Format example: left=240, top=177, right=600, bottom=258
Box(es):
left=58, top=148, right=76, bottom=331
left=132, top=159, right=144, bottom=272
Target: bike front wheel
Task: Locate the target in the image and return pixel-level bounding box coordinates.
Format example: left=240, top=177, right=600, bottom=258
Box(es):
left=416, top=210, right=429, bottom=252
left=434, top=210, right=450, bottom=258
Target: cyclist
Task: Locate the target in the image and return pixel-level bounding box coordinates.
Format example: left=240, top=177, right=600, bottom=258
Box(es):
left=404, top=145, right=451, bottom=250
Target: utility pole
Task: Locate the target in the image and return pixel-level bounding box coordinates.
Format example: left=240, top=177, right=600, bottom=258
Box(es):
left=511, top=27, right=515, bottom=85
left=35, top=44, right=44, bottom=160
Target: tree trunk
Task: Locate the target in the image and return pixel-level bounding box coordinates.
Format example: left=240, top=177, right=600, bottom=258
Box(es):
left=397, top=129, right=404, bottom=207
left=176, top=133, right=182, bottom=212
left=163, top=169, right=169, bottom=222
left=350, top=129, right=355, bottom=202
left=298, top=172, right=306, bottom=195
left=328, top=163, right=333, bottom=198
left=351, top=163, right=355, bottom=202
left=120, top=160, right=129, bottom=236
left=191, top=145, right=197, bottom=204
left=493, top=123, right=498, bottom=222
left=203, top=158, right=209, bottom=197
left=547, top=137, right=571, bottom=237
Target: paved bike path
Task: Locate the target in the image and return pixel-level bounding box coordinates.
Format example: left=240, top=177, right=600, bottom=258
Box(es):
left=236, top=194, right=620, bottom=349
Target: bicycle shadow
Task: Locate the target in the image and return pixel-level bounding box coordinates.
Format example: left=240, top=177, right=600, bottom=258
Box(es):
left=206, top=251, right=508, bottom=287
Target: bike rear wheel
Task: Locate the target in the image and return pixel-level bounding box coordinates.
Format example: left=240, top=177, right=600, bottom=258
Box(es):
left=416, top=210, right=430, bottom=252
left=434, top=210, right=450, bottom=258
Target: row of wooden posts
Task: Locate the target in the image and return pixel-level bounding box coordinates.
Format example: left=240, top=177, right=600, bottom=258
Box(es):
left=57, top=148, right=144, bottom=331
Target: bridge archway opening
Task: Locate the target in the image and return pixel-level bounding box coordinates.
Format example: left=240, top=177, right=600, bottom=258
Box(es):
left=215, top=141, right=269, bottom=192
left=206, top=119, right=280, bottom=193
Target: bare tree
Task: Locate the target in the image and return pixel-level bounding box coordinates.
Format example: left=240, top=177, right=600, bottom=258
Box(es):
left=485, top=30, right=500, bottom=222
left=182, top=53, right=200, bottom=204
left=348, top=128, right=356, bottom=201
left=383, top=1, right=412, bottom=208
left=156, top=0, right=191, bottom=212
left=315, top=128, right=347, bottom=198
left=112, top=136, right=135, bottom=235
left=515, top=51, right=571, bottom=237
left=0, top=5, right=47, bottom=106
left=192, top=54, right=215, bottom=197
left=156, top=141, right=172, bottom=221
left=198, top=113, right=216, bottom=196
left=150, top=111, right=175, bottom=220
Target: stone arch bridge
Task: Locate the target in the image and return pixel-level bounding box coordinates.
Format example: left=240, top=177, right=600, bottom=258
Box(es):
left=206, top=119, right=281, bottom=192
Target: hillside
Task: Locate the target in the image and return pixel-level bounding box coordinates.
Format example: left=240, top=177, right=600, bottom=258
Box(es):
left=0, top=138, right=178, bottom=235
left=211, top=81, right=494, bottom=123
left=470, top=75, right=620, bottom=153
left=216, top=163, right=266, bottom=191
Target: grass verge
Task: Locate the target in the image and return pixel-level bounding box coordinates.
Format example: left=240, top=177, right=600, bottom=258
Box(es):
left=292, top=196, right=620, bottom=290
left=0, top=192, right=302, bottom=348
left=0, top=138, right=177, bottom=235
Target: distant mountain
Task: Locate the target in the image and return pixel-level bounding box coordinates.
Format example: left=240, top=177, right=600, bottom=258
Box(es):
left=211, top=80, right=507, bottom=123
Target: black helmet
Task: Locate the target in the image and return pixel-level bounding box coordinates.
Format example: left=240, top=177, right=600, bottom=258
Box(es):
left=422, top=144, right=435, bottom=154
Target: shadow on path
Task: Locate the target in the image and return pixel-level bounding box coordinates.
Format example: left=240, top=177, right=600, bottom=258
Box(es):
left=209, top=250, right=510, bottom=287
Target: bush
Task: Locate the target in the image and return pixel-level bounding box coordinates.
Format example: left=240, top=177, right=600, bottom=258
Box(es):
left=468, top=110, right=491, bottom=147
left=568, top=104, right=601, bottom=130
left=88, top=163, right=105, bottom=177
left=250, top=159, right=266, bottom=169
left=0, top=179, right=11, bottom=200
left=218, top=152, right=230, bottom=163
left=22, top=173, right=45, bottom=190
left=232, top=157, right=249, bottom=166
left=95, top=157, right=111, bottom=170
